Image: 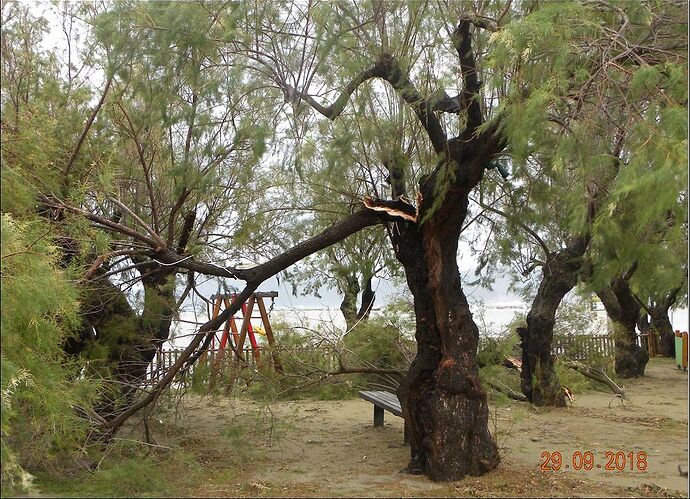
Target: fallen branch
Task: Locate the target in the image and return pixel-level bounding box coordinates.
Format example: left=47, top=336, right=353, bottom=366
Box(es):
left=98, top=208, right=392, bottom=435
left=487, top=379, right=528, bottom=401
left=329, top=366, right=406, bottom=376
left=562, top=359, right=626, bottom=399
left=112, top=437, right=172, bottom=451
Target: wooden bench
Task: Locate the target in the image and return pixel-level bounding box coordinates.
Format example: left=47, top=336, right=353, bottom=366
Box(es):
left=359, top=390, right=408, bottom=443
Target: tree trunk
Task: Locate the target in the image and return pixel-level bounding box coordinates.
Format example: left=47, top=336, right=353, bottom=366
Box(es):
left=79, top=268, right=175, bottom=418
left=650, top=307, right=675, bottom=357
left=610, top=320, right=648, bottom=377
left=517, top=242, right=587, bottom=407
left=517, top=242, right=589, bottom=407
left=597, top=275, right=648, bottom=378
left=395, top=191, right=498, bottom=480
left=341, top=273, right=376, bottom=333
left=356, top=274, right=376, bottom=322
left=340, top=273, right=360, bottom=332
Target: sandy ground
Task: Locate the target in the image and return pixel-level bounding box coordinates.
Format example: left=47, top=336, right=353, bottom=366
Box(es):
left=158, top=358, right=688, bottom=497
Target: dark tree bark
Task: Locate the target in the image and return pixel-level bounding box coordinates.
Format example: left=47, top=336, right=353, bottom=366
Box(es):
left=341, top=273, right=377, bottom=332
left=597, top=272, right=649, bottom=378
left=394, top=178, right=499, bottom=480
left=390, top=117, right=503, bottom=479
left=650, top=308, right=675, bottom=357
left=517, top=238, right=588, bottom=406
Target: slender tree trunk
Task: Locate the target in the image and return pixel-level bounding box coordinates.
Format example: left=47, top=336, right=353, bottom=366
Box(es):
left=518, top=241, right=588, bottom=406
left=340, top=273, right=360, bottom=332
left=597, top=275, right=648, bottom=377
left=395, top=190, right=498, bottom=480
left=341, top=273, right=376, bottom=333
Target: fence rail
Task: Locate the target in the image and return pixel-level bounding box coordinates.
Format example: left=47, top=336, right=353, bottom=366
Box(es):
left=144, top=334, right=622, bottom=386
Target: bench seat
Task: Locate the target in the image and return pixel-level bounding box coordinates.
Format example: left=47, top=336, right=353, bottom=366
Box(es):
left=359, top=390, right=407, bottom=443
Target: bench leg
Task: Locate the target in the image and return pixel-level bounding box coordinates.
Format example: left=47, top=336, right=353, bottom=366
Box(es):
left=374, top=405, right=384, bottom=427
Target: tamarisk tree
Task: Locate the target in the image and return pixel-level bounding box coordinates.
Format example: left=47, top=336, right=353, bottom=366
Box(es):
left=473, top=0, right=687, bottom=394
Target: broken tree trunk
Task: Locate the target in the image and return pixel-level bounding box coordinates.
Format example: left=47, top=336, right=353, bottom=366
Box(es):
left=394, top=160, right=500, bottom=480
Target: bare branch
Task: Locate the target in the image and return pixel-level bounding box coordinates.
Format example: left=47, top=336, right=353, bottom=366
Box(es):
left=283, top=54, right=448, bottom=154
left=63, top=74, right=113, bottom=190
left=40, top=196, right=160, bottom=249
left=471, top=197, right=552, bottom=259
left=109, top=198, right=167, bottom=251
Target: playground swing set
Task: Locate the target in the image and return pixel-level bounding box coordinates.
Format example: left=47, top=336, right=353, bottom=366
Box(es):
left=199, top=291, right=284, bottom=383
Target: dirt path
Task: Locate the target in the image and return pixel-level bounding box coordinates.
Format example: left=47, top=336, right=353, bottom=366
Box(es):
left=160, top=359, right=688, bottom=497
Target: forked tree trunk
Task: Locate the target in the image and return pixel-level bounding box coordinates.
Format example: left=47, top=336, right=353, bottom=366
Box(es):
left=341, top=273, right=377, bottom=332
left=518, top=241, right=587, bottom=406
left=395, top=189, right=498, bottom=480
left=597, top=275, right=648, bottom=378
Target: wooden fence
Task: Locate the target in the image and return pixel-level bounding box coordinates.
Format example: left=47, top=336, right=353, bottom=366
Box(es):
left=551, top=334, right=616, bottom=361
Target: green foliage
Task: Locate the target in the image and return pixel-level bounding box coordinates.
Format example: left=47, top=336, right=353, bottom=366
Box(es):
left=343, top=318, right=410, bottom=371
left=479, top=364, right=521, bottom=407
left=190, top=361, right=213, bottom=394
left=475, top=0, right=687, bottom=308
left=239, top=307, right=412, bottom=402
left=553, top=360, right=615, bottom=395
left=1, top=214, right=98, bottom=491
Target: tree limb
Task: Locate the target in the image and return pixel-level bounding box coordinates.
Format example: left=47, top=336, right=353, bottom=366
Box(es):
left=109, top=198, right=167, bottom=250
left=40, top=196, right=161, bottom=249
left=283, top=53, right=448, bottom=154
left=487, top=379, right=528, bottom=401
left=100, top=207, right=394, bottom=433
left=453, top=19, right=483, bottom=132
left=563, top=359, right=626, bottom=399
left=153, top=207, right=391, bottom=282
